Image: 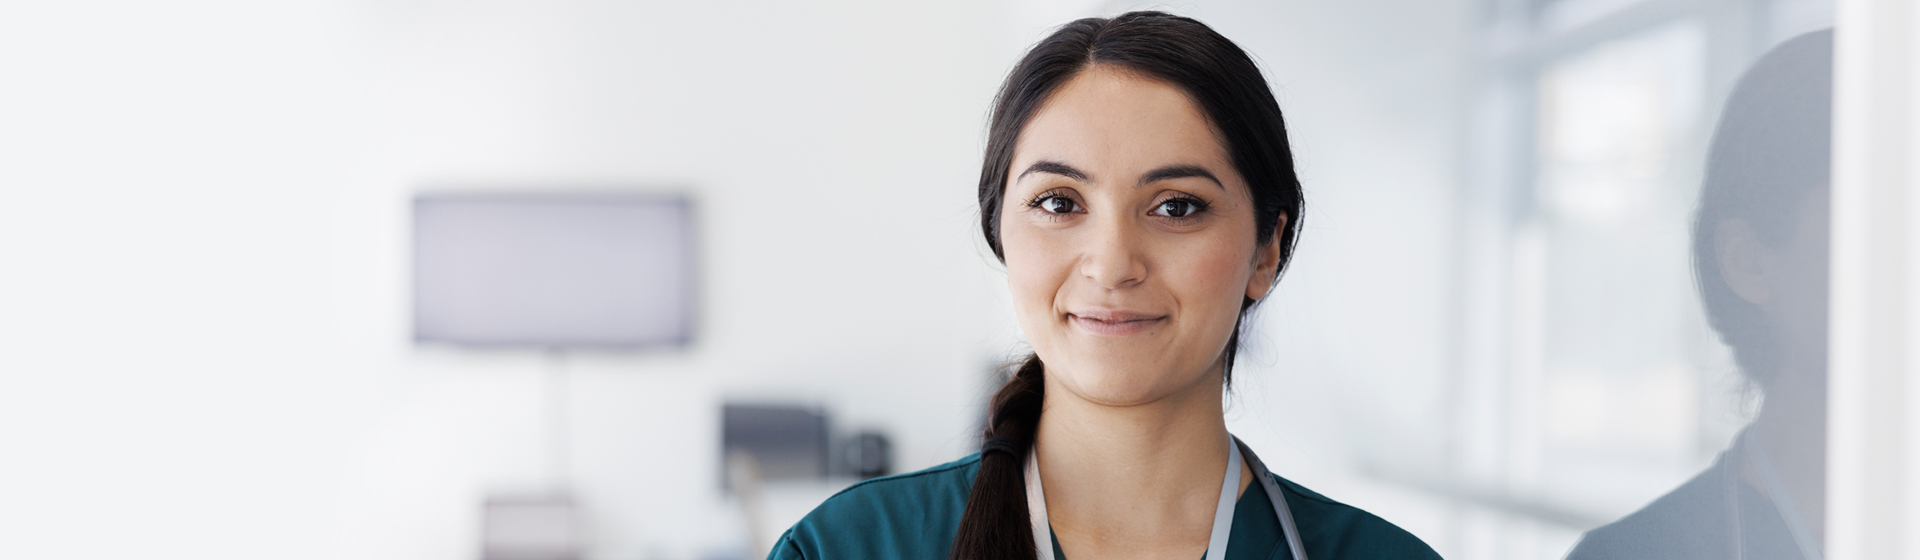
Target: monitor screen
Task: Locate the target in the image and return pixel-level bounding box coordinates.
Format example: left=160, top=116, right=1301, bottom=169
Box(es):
left=722, top=403, right=829, bottom=485
left=412, top=193, right=693, bottom=349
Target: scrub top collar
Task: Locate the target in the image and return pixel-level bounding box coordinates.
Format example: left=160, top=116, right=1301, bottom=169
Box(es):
left=1021, top=435, right=1261, bottom=560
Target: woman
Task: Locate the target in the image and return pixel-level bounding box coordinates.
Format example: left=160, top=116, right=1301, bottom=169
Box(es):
left=1565, top=29, right=1832, bottom=560
left=770, top=12, right=1440, bottom=560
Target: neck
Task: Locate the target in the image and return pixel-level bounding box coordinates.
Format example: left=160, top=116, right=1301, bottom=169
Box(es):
left=1033, top=369, right=1246, bottom=559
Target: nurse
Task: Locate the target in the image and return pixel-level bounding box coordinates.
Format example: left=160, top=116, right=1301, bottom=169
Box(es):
left=770, top=12, right=1440, bottom=560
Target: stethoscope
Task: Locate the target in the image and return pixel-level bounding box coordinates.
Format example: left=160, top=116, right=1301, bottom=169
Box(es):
left=1022, top=434, right=1310, bottom=560
left=1723, top=428, right=1824, bottom=560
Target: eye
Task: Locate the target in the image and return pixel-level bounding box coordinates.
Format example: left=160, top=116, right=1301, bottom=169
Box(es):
left=1152, top=198, right=1202, bottom=218
left=1034, top=195, right=1080, bottom=214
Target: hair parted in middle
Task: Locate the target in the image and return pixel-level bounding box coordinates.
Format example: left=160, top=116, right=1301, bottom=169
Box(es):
left=953, top=11, right=1304, bottom=560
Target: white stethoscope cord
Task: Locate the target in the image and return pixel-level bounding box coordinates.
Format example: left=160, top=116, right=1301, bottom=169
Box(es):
left=1023, top=445, right=1055, bottom=560
left=1023, top=434, right=1307, bottom=560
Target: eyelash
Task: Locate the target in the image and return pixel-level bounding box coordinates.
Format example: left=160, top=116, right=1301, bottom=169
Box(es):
left=1024, top=189, right=1080, bottom=220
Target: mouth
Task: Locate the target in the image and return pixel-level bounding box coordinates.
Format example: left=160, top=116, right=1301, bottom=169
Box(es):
left=1065, top=310, right=1167, bottom=337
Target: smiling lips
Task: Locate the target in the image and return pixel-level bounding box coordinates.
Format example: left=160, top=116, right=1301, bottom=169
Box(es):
left=1066, top=310, right=1167, bottom=337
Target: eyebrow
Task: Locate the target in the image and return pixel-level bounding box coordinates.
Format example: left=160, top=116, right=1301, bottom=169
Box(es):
left=1015, top=161, right=1225, bottom=190
left=1138, top=165, right=1224, bottom=190
left=1017, top=160, right=1091, bottom=183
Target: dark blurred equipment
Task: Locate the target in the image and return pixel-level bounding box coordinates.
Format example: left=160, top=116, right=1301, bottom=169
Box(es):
left=481, top=495, right=582, bottom=560
left=412, top=192, right=694, bottom=349
left=721, top=404, right=828, bottom=487
left=841, top=431, right=892, bottom=480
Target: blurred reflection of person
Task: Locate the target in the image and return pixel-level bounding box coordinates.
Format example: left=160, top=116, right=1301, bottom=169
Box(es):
left=765, top=11, right=1440, bottom=560
left=1565, top=30, right=1832, bottom=560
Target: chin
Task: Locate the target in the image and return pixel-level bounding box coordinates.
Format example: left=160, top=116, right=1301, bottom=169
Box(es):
left=1051, top=356, right=1198, bottom=407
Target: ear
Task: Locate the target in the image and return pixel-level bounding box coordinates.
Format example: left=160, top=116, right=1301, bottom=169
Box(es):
left=1245, top=214, right=1289, bottom=301
left=1715, top=218, right=1774, bottom=305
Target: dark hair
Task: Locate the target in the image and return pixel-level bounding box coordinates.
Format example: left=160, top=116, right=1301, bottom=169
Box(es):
left=1691, top=29, right=1832, bottom=389
left=953, top=12, right=1303, bottom=560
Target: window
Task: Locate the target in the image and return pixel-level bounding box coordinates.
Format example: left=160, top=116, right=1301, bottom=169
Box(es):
left=1442, top=0, right=1833, bottom=557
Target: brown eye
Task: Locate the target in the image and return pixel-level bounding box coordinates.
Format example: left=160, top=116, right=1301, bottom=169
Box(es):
left=1153, top=199, right=1199, bottom=218
left=1039, top=196, right=1079, bottom=214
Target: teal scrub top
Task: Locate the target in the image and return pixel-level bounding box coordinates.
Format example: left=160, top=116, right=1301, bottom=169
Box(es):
left=769, top=453, right=1442, bottom=560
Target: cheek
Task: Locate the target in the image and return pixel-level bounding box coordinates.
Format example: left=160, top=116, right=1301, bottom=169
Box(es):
left=1166, top=233, right=1254, bottom=314
left=999, top=221, right=1072, bottom=319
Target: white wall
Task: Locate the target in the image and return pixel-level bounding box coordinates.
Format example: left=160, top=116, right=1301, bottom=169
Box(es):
left=0, top=2, right=378, bottom=559
left=338, top=2, right=1018, bottom=559
left=2, top=1, right=1009, bottom=559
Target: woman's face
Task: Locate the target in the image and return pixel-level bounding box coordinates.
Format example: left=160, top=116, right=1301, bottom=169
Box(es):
left=1000, top=65, right=1283, bottom=408
left=1715, top=186, right=1830, bottom=382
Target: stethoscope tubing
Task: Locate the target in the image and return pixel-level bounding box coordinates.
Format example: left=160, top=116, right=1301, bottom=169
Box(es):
left=1235, top=435, right=1311, bottom=560
left=1018, top=434, right=1310, bottom=560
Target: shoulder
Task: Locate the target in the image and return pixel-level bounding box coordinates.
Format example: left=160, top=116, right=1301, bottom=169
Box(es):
left=771, top=454, right=980, bottom=560
left=797, top=453, right=980, bottom=526
left=1565, top=465, right=1730, bottom=560
left=1274, top=475, right=1443, bottom=560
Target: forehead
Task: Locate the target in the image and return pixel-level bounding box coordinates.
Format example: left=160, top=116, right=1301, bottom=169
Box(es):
left=1014, top=66, right=1233, bottom=178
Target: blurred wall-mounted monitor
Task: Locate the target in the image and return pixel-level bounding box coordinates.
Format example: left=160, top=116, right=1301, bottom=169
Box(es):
left=722, top=403, right=829, bottom=486
left=412, top=192, right=694, bottom=349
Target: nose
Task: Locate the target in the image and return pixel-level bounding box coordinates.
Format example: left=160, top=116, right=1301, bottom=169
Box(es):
left=1078, top=213, right=1147, bottom=290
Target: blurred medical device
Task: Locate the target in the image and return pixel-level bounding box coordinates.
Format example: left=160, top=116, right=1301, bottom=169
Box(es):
left=843, top=431, right=892, bottom=480
left=722, top=404, right=830, bottom=486
left=720, top=403, right=895, bottom=486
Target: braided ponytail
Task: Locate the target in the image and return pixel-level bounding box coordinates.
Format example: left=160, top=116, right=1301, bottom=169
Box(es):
left=948, top=355, right=1045, bottom=560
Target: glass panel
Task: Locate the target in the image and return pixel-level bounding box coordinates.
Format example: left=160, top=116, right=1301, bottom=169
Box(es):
left=1526, top=19, right=1835, bottom=560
